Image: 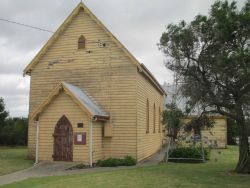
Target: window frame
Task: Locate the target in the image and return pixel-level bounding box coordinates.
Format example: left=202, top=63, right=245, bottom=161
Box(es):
left=153, top=103, right=156, bottom=133
left=158, top=107, right=161, bottom=133
left=146, top=99, right=149, bottom=134
left=78, top=35, right=86, bottom=49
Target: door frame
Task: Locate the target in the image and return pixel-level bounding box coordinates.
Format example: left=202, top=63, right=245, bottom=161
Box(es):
left=52, top=115, right=73, bottom=161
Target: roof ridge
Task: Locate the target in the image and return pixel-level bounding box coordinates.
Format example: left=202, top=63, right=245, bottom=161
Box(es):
left=23, top=2, right=166, bottom=95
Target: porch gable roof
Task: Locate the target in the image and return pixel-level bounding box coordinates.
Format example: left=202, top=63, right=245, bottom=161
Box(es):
left=31, top=82, right=109, bottom=121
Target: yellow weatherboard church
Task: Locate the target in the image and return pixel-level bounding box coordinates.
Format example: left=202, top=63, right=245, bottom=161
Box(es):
left=24, top=2, right=166, bottom=165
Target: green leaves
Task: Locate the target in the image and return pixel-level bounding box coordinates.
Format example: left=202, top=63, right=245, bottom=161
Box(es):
left=96, top=156, right=136, bottom=167
left=169, top=147, right=211, bottom=161
left=0, top=98, right=28, bottom=146
left=0, top=117, right=28, bottom=146
left=162, top=103, right=184, bottom=139
left=184, top=114, right=215, bottom=136
left=159, top=0, right=250, bottom=120
left=0, top=98, right=8, bottom=127
left=159, top=0, right=250, bottom=173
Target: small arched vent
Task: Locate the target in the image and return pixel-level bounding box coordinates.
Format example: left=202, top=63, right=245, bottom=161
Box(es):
left=78, top=35, right=86, bottom=49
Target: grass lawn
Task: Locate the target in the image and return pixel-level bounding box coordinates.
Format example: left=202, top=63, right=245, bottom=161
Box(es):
left=1, top=146, right=250, bottom=188
left=0, top=147, right=33, bottom=176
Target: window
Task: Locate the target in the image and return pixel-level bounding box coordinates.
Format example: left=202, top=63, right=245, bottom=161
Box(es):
left=146, top=99, right=149, bottom=134
left=153, top=103, right=156, bottom=133
left=159, top=107, right=161, bottom=133
left=78, top=35, right=86, bottom=49
left=77, top=123, right=84, bottom=128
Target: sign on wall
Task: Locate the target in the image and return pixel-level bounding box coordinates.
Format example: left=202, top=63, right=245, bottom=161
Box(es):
left=74, top=132, right=86, bottom=145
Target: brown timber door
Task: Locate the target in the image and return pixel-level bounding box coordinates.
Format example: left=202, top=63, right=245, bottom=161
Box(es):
left=53, top=115, right=73, bottom=161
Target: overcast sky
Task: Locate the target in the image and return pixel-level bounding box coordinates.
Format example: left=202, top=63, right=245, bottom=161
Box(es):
left=0, top=0, right=245, bottom=117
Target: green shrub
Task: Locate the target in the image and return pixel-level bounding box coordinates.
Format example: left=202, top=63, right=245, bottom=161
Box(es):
left=96, top=156, right=136, bottom=167
left=169, top=147, right=210, bottom=160
left=123, top=156, right=137, bottom=166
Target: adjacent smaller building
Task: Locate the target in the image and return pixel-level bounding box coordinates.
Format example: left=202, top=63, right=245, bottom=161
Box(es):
left=182, top=116, right=227, bottom=148
left=162, top=83, right=227, bottom=148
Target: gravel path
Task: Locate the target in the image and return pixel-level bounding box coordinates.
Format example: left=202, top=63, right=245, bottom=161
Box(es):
left=0, top=147, right=165, bottom=186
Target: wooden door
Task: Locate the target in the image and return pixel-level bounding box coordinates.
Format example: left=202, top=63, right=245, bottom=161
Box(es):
left=52, top=115, right=73, bottom=161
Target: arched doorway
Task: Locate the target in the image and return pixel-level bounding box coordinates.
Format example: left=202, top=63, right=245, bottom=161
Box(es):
left=52, top=115, right=73, bottom=161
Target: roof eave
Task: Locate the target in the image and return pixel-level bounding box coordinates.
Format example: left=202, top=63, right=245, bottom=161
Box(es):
left=23, top=2, right=166, bottom=97
left=140, top=64, right=167, bottom=96
left=94, top=115, right=110, bottom=121
left=31, top=82, right=109, bottom=121
left=23, top=3, right=84, bottom=76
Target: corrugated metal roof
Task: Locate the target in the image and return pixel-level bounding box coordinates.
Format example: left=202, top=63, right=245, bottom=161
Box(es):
left=62, top=82, right=108, bottom=118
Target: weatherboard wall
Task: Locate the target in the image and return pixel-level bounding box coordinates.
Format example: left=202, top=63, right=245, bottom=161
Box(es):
left=182, top=116, right=227, bottom=148
left=28, top=9, right=138, bottom=160
left=38, top=92, right=103, bottom=163
left=136, top=72, right=164, bottom=161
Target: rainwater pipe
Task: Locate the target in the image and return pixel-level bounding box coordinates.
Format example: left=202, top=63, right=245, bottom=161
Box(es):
left=34, top=119, right=40, bottom=166
left=89, top=116, right=97, bottom=167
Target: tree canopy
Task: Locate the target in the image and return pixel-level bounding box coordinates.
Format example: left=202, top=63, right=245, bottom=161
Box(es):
left=159, top=0, right=250, bottom=173
left=0, top=97, right=8, bottom=126
left=0, top=97, right=28, bottom=146
left=162, top=103, right=184, bottom=140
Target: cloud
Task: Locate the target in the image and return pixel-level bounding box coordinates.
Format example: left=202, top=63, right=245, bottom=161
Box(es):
left=0, top=74, right=29, bottom=117
left=0, top=41, right=38, bottom=74
left=0, top=0, right=246, bottom=116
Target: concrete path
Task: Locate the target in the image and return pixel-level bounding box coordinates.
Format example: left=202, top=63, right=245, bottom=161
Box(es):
left=138, top=145, right=166, bottom=165
left=0, top=148, right=165, bottom=186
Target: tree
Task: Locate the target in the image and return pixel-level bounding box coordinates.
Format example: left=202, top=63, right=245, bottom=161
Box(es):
left=0, top=117, right=28, bottom=146
left=159, top=0, right=250, bottom=173
left=185, top=113, right=214, bottom=138
left=162, top=103, right=184, bottom=141
left=0, top=97, right=8, bottom=127
left=0, top=98, right=28, bottom=146
left=0, top=97, right=9, bottom=145
left=227, top=118, right=238, bottom=145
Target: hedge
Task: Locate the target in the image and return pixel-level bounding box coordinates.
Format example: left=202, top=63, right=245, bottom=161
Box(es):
left=96, top=156, right=136, bottom=167
left=169, top=147, right=210, bottom=161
